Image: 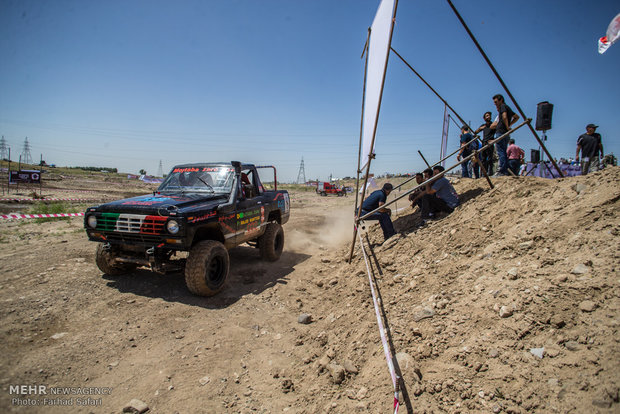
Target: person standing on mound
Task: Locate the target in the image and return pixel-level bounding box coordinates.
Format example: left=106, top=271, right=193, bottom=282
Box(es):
left=492, top=94, right=520, bottom=176
left=576, top=124, right=604, bottom=175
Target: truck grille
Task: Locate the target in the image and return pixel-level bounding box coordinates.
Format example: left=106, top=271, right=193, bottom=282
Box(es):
left=98, top=213, right=120, bottom=231
left=116, top=214, right=144, bottom=232
left=96, top=213, right=167, bottom=235
left=141, top=216, right=167, bottom=234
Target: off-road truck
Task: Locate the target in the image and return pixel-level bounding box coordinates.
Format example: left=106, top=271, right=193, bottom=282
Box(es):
left=84, top=161, right=289, bottom=296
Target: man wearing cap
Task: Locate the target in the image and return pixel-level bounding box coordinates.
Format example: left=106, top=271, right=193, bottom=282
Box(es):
left=576, top=124, right=604, bottom=175
left=360, top=183, right=396, bottom=241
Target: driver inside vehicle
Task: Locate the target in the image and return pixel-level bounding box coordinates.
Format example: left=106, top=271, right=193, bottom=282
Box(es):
left=241, top=172, right=256, bottom=198
left=179, top=171, right=213, bottom=188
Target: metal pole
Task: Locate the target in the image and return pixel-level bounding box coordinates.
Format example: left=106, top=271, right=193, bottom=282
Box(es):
left=474, top=151, right=494, bottom=189
left=391, top=47, right=471, bottom=131
left=445, top=0, right=563, bottom=177
left=534, top=130, right=558, bottom=177
left=39, top=153, right=43, bottom=196
left=349, top=28, right=372, bottom=263
left=440, top=105, right=448, bottom=163
left=7, top=148, right=10, bottom=195
left=418, top=150, right=431, bottom=168
left=355, top=28, right=371, bottom=218
left=358, top=119, right=530, bottom=221
left=448, top=114, right=462, bottom=130
left=442, top=113, right=451, bottom=168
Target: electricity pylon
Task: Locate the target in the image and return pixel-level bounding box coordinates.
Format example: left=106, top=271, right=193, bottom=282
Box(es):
left=21, top=137, right=33, bottom=165
left=296, top=157, right=306, bottom=184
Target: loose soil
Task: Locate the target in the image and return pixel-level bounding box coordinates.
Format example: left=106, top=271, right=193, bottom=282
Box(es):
left=0, top=168, right=618, bottom=413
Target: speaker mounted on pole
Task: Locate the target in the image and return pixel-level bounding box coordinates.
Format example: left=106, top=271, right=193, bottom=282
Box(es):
left=535, top=101, right=553, bottom=131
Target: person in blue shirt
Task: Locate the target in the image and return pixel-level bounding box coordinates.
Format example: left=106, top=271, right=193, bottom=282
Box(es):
left=418, top=166, right=459, bottom=225
left=457, top=125, right=474, bottom=178
left=360, top=183, right=396, bottom=241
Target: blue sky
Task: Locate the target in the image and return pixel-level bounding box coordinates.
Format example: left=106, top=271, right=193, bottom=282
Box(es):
left=1, top=0, right=618, bottom=181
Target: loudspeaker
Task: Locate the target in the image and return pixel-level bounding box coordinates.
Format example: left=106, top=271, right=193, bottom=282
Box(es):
left=535, top=101, right=553, bottom=131
left=531, top=149, right=540, bottom=164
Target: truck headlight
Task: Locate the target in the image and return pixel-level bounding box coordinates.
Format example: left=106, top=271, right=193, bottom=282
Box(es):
left=87, top=215, right=97, bottom=228
left=166, top=220, right=179, bottom=234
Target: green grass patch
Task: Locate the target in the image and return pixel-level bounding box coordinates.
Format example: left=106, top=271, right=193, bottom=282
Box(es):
left=278, top=184, right=317, bottom=192
left=29, top=202, right=80, bottom=223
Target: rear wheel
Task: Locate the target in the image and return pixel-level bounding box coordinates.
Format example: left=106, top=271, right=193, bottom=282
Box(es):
left=95, top=243, right=136, bottom=276
left=185, top=240, right=229, bottom=296
left=321, top=191, right=326, bottom=196
left=258, top=223, right=284, bottom=261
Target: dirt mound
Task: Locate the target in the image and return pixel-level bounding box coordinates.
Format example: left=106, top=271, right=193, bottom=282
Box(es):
left=0, top=169, right=617, bottom=413
left=299, top=167, right=619, bottom=412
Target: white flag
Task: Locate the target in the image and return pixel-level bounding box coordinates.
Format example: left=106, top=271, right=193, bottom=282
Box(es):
left=598, top=13, right=620, bottom=54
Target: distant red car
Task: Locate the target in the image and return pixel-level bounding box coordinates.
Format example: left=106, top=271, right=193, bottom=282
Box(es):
left=316, top=182, right=345, bottom=197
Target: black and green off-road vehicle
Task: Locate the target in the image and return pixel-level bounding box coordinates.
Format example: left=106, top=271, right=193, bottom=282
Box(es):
left=84, top=161, right=289, bottom=296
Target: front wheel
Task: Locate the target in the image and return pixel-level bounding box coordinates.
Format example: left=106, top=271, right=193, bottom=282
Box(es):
left=185, top=240, right=230, bottom=296
left=258, top=223, right=284, bottom=261
left=95, top=243, right=136, bottom=276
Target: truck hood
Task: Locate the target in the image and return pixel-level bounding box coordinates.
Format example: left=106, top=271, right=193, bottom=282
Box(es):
left=93, top=193, right=228, bottom=215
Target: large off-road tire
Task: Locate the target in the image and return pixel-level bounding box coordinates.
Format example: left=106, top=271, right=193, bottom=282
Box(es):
left=321, top=191, right=327, bottom=196
left=185, top=240, right=230, bottom=296
left=337, top=191, right=344, bottom=197
left=258, top=223, right=284, bottom=262
left=95, top=243, right=136, bottom=276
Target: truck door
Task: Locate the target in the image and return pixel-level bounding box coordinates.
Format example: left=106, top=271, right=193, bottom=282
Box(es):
left=236, top=169, right=267, bottom=243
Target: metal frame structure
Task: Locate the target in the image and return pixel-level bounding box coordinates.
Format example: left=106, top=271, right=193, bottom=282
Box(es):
left=348, top=0, right=564, bottom=262
left=445, top=0, right=562, bottom=178
left=358, top=119, right=530, bottom=222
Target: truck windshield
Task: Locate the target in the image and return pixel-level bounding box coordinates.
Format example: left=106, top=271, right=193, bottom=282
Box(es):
left=158, top=166, right=235, bottom=194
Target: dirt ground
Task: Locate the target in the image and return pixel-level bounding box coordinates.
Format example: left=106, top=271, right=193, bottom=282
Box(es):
left=0, top=168, right=618, bottom=413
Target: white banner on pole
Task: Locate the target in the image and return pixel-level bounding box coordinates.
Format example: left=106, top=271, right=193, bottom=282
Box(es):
left=361, top=0, right=396, bottom=170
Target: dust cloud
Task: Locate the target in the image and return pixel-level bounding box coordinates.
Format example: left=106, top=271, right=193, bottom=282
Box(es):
left=285, top=207, right=353, bottom=254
